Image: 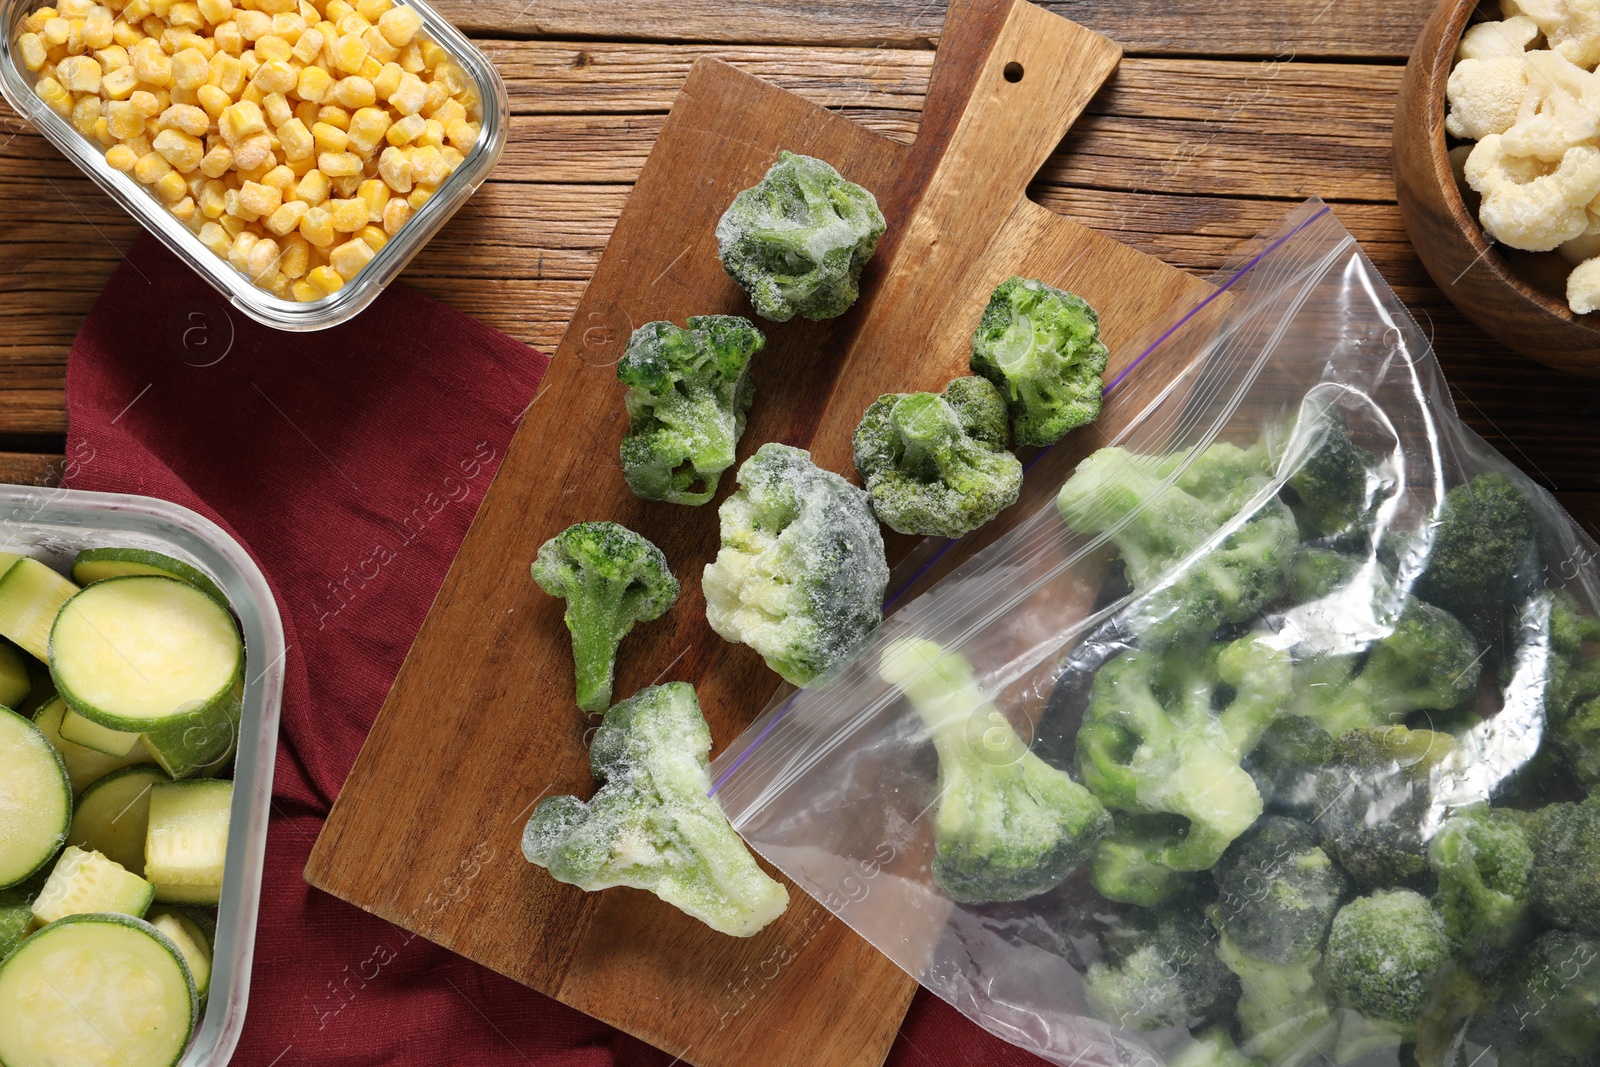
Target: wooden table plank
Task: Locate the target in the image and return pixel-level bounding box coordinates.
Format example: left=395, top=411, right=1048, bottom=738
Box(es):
left=432, top=0, right=1433, bottom=58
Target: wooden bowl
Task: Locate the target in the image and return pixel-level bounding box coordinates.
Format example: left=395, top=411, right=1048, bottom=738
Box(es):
left=1394, top=0, right=1600, bottom=375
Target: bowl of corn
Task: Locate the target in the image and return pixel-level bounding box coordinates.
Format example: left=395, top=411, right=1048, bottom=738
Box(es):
left=0, top=0, right=507, bottom=330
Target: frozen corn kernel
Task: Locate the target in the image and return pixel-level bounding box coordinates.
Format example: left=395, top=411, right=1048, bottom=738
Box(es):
left=105, top=143, right=139, bottom=170
left=96, top=45, right=129, bottom=71
left=386, top=69, right=424, bottom=114
left=208, top=52, right=243, bottom=93
left=219, top=98, right=264, bottom=143
left=276, top=116, right=313, bottom=159
left=384, top=110, right=422, bottom=145
left=232, top=131, right=274, bottom=170
left=444, top=119, right=476, bottom=152
left=253, top=59, right=296, bottom=94
left=199, top=178, right=227, bottom=216
left=430, top=97, right=463, bottom=128
left=331, top=74, right=373, bottom=108
left=291, top=62, right=330, bottom=102
left=153, top=168, right=189, bottom=201
left=170, top=194, right=197, bottom=220
left=376, top=144, right=410, bottom=191
left=221, top=186, right=257, bottom=220
left=328, top=196, right=365, bottom=231
left=298, top=205, right=334, bottom=245
left=18, top=31, right=49, bottom=70
left=261, top=163, right=295, bottom=191
left=128, top=89, right=159, bottom=117
left=356, top=222, right=387, bottom=251
left=362, top=26, right=396, bottom=63
left=291, top=25, right=322, bottom=62
left=100, top=63, right=138, bottom=98
left=153, top=128, right=204, bottom=170
left=327, top=235, right=372, bottom=278
left=415, top=117, right=442, bottom=149
left=265, top=198, right=307, bottom=234
left=306, top=263, right=343, bottom=294
left=237, top=179, right=282, bottom=215
left=170, top=45, right=208, bottom=87
left=397, top=39, right=422, bottom=72
left=278, top=231, right=311, bottom=277
left=310, top=119, right=347, bottom=152
left=406, top=181, right=433, bottom=210
left=56, top=53, right=100, bottom=91
left=330, top=31, right=367, bottom=72
left=84, top=7, right=113, bottom=46
left=318, top=149, right=361, bottom=176
left=253, top=32, right=290, bottom=61
left=131, top=44, right=170, bottom=85
left=196, top=0, right=231, bottom=21
left=198, top=143, right=232, bottom=176
left=42, top=16, right=70, bottom=45
left=271, top=13, right=305, bottom=40
left=331, top=171, right=363, bottom=196
left=407, top=143, right=445, bottom=185
left=355, top=175, right=389, bottom=217
left=33, top=76, right=73, bottom=117
left=346, top=105, right=388, bottom=153
left=70, top=95, right=100, bottom=136
left=158, top=102, right=209, bottom=135
left=245, top=236, right=281, bottom=282
left=375, top=4, right=418, bottom=47
left=234, top=8, right=269, bottom=38
left=290, top=279, right=318, bottom=301
left=197, top=219, right=231, bottom=254
left=132, top=149, right=171, bottom=184
left=227, top=229, right=259, bottom=268
left=317, top=104, right=350, bottom=129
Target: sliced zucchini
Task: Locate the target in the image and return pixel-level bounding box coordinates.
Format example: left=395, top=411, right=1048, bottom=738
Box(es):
left=145, top=780, right=231, bottom=905
left=71, top=547, right=229, bottom=608
left=0, top=706, right=70, bottom=889
left=0, top=559, right=78, bottom=662
left=0, top=886, right=31, bottom=959
left=49, top=576, right=244, bottom=779
left=0, top=552, right=23, bottom=575
left=147, top=907, right=212, bottom=999
left=0, top=641, right=31, bottom=709
left=68, top=764, right=168, bottom=877
left=58, top=705, right=143, bottom=757
left=0, top=912, right=197, bottom=1067
left=33, top=698, right=151, bottom=796
left=31, top=846, right=154, bottom=925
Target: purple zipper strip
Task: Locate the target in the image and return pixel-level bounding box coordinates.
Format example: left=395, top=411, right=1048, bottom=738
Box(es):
left=710, top=204, right=1334, bottom=797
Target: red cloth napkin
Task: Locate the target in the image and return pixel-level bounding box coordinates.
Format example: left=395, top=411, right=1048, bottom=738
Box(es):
left=61, top=233, right=1048, bottom=1067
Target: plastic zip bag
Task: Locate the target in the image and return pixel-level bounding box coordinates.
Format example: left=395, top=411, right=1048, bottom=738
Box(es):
left=710, top=199, right=1600, bottom=1067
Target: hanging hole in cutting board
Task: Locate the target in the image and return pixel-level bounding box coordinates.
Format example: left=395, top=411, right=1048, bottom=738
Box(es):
left=1003, top=61, right=1024, bottom=82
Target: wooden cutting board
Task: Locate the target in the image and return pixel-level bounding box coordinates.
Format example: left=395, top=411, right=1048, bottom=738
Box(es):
left=305, top=2, right=1215, bottom=1064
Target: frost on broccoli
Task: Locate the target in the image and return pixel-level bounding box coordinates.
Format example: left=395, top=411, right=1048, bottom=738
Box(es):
left=1282, top=412, right=1379, bottom=542
left=1523, top=795, right=1600, bottom=935
left=521, top=682, right=789, bottom=937
left=1083, top=904, right=1238, bottom=1032
left=617, top=316, right=764, bottom=506
left=1414, top=472, right=1542, bottom=638
left=531, top=521, right=680, bottom=713
left=1324, top=889, right=1451, bottom=1029
left=969, top=276, right=1108, bottom=447
left=879, top=639, right=1109, bottom=904
left=714, top=150, right=886, bottom=322
left=1287, top=598, right=1481, bottom=737
left=1312, top=726, right=1457, bottom=889
left=1428, top=804, right=1533, bottom=965
left=1078, top=632, right=1291, bottom=880
left=704, top=443, right=888, bottom=686
left=1057, top=443, right=1298, bottom=647
left=1542, top=591, right=1600, bottom=789
left=852, top=376, right=1022, bottom=539
left=1244, top=715, right=1332, bottom=821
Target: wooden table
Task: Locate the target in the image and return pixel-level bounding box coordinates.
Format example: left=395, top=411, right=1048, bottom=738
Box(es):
left=1, top=1, right=1597, bottom=514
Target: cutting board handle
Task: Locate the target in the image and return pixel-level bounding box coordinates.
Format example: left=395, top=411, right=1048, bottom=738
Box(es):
left=911, top=0, right=1121, bottom=208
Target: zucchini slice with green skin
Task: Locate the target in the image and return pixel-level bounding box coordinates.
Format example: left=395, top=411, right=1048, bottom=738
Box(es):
left=50, top=576, right=244, bottom=780
left=0, top=641, right=31, bottom=710
left=0, top=706, right=70, bottom=890
left=0, top=886, right=34, bottom=959
left=31, top=846, right=154, bottom=925
left=0, top=912, right=198, bottom=1067
left=70, top=547, right=229, bottom=608
left=0, top=559, right=78, bottom=662
left=145, top=780, right=231, bottom=905
left=68, top=764, right=168, bottom=877
left=33, top=698, right=152, bottom=796
left=147, top=907, right=212, bottom=999
left=58, top=705, right=143, bottom=757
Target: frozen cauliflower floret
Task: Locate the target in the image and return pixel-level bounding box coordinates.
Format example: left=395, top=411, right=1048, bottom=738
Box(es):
left=1467, top=135, right=1600, bottom=249
left=1505, top=0, right=1600, bottom=69
left=1447, top=56, right=1531, bottom=139
left=1567, top=254, right=1600, bottom=311
left=1501, top=51, right=1600, bottom=160
left=1459, top=14, right=1541, bottom=59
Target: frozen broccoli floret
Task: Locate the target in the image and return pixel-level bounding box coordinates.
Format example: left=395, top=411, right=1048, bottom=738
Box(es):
left=1089, top=815, right=1196, bottom=906
left=1210, top=816, right=1351, bottom=966
left=1083, top=905, right=1238, bottom=1031
left=1288, top=599, right=1481, bottom=736
left=878, top=639, right=1109, bottom=903
left=1494, top=930, right=1600, bottom=1060
left=1168, top=1028, right=1260, bottom=1067
left=969, top=276, right=1108, bottom=447
left=1556, top=699, right=1600, bottom=789
left=852, top=376, right=1023, bottom=539
left=1077, top=632, right=1291, bottom=874
left=1429, top=804, right=1533, bottom=964
left=1541, top=591, right=1600, bottom=787
left=1244, top=715, right=1332, bottom=821
left=1216, top=931, right=1339, bottom=1067
left=521, top=682, right=789, bottom=937
left=1057, top=443, right=1298, bottom=647
left=1324, top=889, right=1451, bottom=1028
left=1414, top=472, right=1542, bottom=638
left=1283, top=413, right=1378, bottom=541
left=715, top=150, right=886, bottom=322
left=1283, top=546, right=1364, bottom=604
left=1523, top=796, right=1600, bottom=935
left=704, top=443, right=888, bottom=686
left=1312, top=726, right=1457, bottom=889
left=616, top=316, right=764, bottom=506
left=531, top=521, right=680, bottom=713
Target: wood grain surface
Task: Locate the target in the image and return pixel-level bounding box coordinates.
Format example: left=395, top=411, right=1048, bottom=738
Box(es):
left=302, top=4, right=1217, bottom=1064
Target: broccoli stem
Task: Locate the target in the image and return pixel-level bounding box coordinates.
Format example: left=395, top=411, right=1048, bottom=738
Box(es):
left=567, top=571, right=633, bottom=713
